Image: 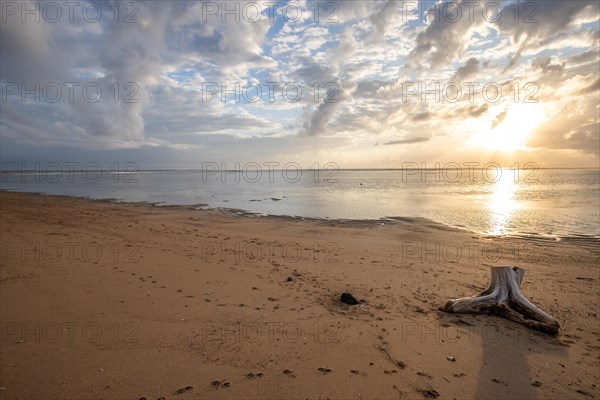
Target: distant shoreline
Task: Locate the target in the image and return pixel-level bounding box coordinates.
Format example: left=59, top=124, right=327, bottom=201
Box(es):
left=1, top=188, right=599, bottom=243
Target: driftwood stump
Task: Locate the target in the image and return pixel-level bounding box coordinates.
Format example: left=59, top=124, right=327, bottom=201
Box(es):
left=441, top=266, right=560, bottom=335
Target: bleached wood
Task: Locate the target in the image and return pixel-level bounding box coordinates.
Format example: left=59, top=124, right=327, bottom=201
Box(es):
left=441, top=266, right=560, bottom=335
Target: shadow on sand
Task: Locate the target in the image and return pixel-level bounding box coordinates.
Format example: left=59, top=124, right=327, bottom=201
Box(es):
left=436, top=312, right=568, bottom=400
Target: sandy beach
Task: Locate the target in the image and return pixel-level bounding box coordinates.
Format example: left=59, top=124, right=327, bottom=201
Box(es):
left=0, top=191, right=598, bottom=400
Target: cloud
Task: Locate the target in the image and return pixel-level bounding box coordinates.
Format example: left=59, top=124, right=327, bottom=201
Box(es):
left=496, top=0, right=599, bottom=71
left=451, top=58, right=480, bottom=82
left=577, top=77, right=600, bottom=94
left=408, top=0, right=488, bottom=69
left=411, top=111, right=432, bottom=122
left=383, top=137, right=430, bottom=145
left=527, top=100, right=599, bottom=155
left=492, top=109, right=508, bottom=128
left=531, top=57, right=565, bottom=73
left=0, top=0, right=598, bottom=167
left=301, top=81, right=344, bottom=136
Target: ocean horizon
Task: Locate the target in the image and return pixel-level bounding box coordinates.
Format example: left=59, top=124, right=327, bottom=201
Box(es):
left=3, top=167, right=599, bottom=240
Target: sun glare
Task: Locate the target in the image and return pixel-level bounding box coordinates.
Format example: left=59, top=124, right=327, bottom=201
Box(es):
left=488, top=170, right=519, bottom=236
left=474, top=103, right=546, bottom=152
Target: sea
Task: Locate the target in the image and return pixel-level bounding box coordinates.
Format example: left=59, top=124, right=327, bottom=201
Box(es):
left=2, top=167, right=599, bottom=240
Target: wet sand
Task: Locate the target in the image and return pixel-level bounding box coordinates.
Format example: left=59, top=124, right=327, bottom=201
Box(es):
left=0, top=191, right=598, bottom=399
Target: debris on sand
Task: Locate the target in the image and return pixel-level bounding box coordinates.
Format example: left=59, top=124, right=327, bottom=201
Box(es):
left=340, top=292, right=359, bottom=305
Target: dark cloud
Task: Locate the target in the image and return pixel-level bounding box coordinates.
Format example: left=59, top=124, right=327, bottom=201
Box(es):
left=567, top=50, right=600, bottom=67
left=531, top=57, right=565, bottom=73
left=408, top=0, right=598, bottom=73
left=497, top=1, right=599, bottom=71
left=527, top=101, right=599, bottom=155
left=447, top=104, right=489, bottom=120
left=451, top=58, right=480, bottom=82
left=383, top=137, right=430, bottom=145
left=409, top=0, right=488, bottom=69
left=302, top=82, right=344, bottom=136
left=411, top=111, right=432, bottom=122
left=577, top=78, right=600, bottom=94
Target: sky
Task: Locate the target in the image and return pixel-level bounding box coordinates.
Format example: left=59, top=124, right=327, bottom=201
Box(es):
left=1, top=0, right=599, bottom=169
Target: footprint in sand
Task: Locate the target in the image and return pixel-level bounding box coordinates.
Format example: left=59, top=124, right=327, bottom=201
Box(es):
left=211, top=380, right=231, bottom=388
left=175, top=385, right=193, bottom=394
left=418, top=389, right=440, bottom=398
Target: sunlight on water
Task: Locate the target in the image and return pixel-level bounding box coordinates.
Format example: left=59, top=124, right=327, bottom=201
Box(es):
left=487, top=170, right=519, bottom=236
left=2, top=169, right=598, bottom=238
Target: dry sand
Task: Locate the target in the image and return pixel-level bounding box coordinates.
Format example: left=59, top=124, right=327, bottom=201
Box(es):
left=0, top=191, right=598, bottom=400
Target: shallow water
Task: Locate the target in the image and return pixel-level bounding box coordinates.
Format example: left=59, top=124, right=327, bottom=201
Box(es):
left=2, top=168, right=599, bottom=239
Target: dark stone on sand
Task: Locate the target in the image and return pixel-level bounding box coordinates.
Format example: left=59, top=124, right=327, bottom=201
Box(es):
left=341, top=292, right=359, bottom=305
left=287, top=277, right=293, bottom=282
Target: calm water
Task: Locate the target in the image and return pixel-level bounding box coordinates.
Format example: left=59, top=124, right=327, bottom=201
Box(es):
left=2, top=168, right=599, bottom=239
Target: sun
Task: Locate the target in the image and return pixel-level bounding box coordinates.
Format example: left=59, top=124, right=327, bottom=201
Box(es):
left=473, top=103, right=546, bottom=152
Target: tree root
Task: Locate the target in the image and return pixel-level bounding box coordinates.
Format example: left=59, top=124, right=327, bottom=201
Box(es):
left=441, top=266, right=560, bottom=335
